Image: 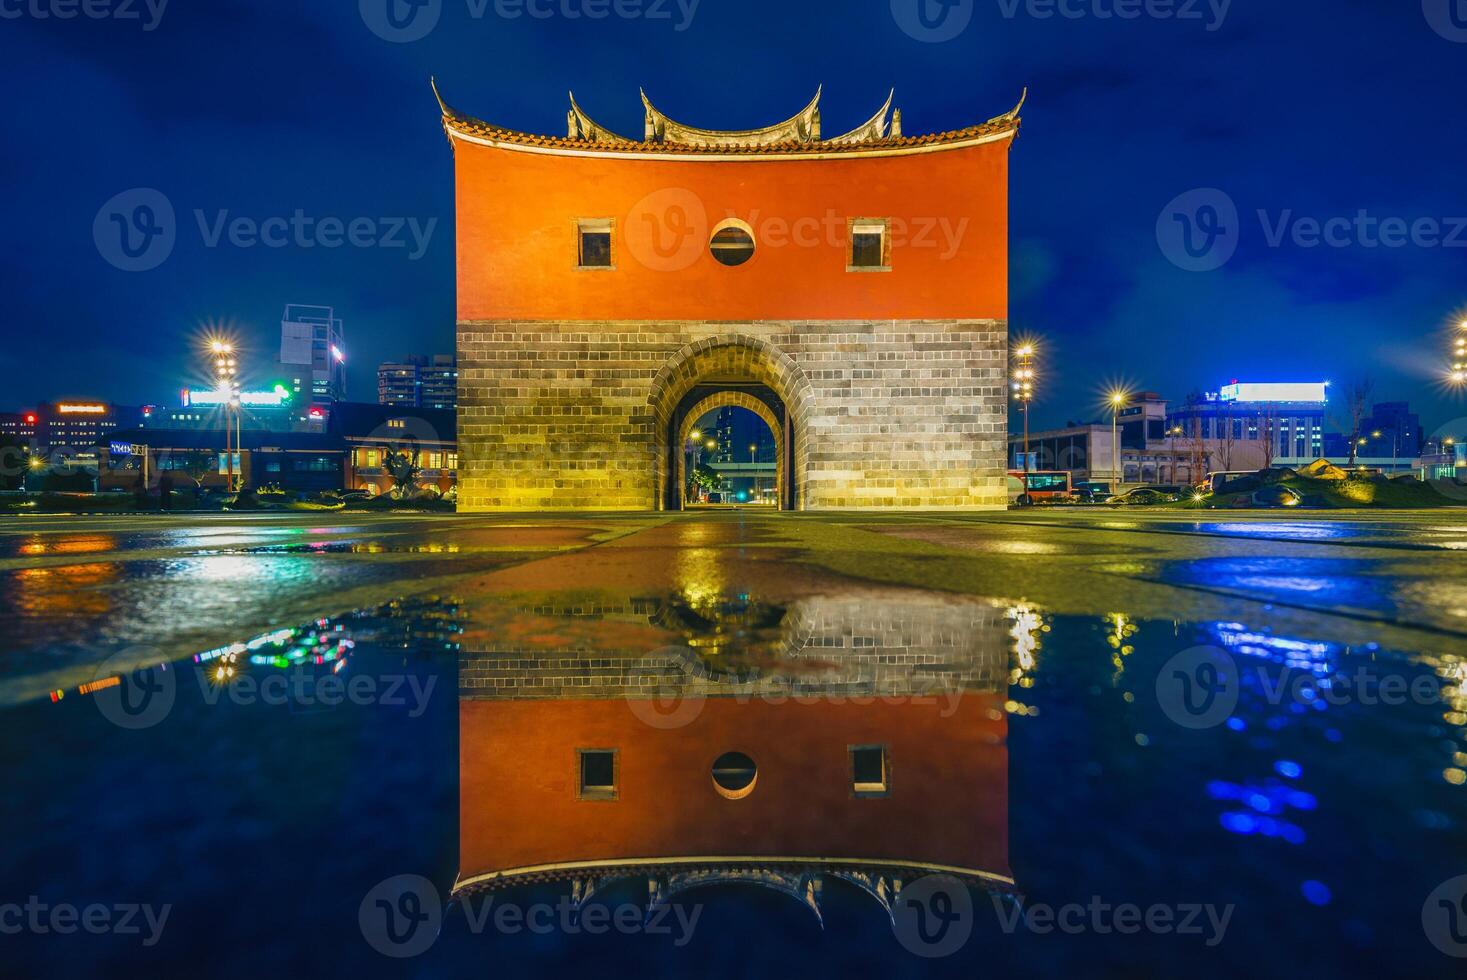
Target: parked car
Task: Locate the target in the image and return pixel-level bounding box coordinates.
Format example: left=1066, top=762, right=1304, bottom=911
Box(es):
left=1106, top=487, right=1179, bottom=506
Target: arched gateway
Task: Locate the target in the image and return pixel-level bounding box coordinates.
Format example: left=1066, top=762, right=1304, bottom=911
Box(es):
left=441, top=82, right=1020, bottom=510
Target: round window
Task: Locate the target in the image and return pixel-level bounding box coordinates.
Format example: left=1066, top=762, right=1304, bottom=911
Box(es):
left=711, top=751, right=757, bottom=799
left=708, top=220, right=756, bottom=267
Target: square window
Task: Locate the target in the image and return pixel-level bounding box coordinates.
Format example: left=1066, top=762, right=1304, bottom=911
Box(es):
left=577, top=748, right=618, bottom=800
left=849, top=219, right=890, bottom=271
left=850, top=745, right=889, bottom=797
left=576, top=219, right=614, bottom=269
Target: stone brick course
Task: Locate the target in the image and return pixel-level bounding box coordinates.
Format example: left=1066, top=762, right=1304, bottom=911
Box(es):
left=458, top=319, right=1008, bottom=510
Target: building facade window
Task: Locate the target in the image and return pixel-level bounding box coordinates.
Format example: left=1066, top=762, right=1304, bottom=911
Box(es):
left=576, top=218, right=614, bottom=269
left=577, top=749, right=618, bottom=801
left=850, top=745, right=890, bottom=797
left=848, top=218, right=891, bottom=271
left=708, top=219, right=756, bottom=267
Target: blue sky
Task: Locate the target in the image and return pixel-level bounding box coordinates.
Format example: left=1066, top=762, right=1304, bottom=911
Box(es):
left=3, top=0, right=1466, bottom=433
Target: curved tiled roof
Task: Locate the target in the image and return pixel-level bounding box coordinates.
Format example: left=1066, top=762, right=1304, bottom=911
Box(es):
left=433, top=79, right=1023, bottom=159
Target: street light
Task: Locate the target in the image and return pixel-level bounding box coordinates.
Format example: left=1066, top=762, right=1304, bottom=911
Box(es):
left=1108, top=389, right=1131, bottom=487
left=203, top=336, right=242, bottom=491
left=1011, top=340, right=1039, bottom=494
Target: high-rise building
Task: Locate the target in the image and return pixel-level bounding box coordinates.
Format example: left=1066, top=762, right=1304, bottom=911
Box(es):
left=377, top=357, right=423, bottom=407
left=278, top=304, right=346, bottom=402
left=376, top=354, right=457, bottom=410
left=420, top=354, right=457, bottom=411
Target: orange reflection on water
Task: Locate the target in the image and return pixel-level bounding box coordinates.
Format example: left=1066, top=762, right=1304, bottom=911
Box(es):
left=13, top=563, right=119, bottom=618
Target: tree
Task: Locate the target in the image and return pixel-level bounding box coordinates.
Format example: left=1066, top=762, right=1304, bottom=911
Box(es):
left=1259, top=404, right=1278, bottom=471
left=1337, top=378, right=1374, bottom=465
left=384, top=446, right=422, bottom=499
left=688, top=462, right=721, bottom=500
left=174, top=450, right=217, bottom=491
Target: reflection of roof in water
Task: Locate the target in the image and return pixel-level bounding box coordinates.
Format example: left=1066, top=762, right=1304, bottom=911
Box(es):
left=454, top=859, right=1015, bottom=925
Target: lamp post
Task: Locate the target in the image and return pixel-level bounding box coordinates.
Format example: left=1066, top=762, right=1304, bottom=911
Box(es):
left=687, top=428, right=701, bottom=505
left=208, top=340, right=240, bottom=491
left=1109, top=391, right=1129, bottom=488
left=1451, top=319, right=1467, bottom=386
left=1012, top=343, right=1037, bottom=495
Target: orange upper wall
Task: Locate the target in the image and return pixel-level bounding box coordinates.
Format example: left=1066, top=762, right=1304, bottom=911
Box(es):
left=459, top=695, right=1009, bottom=880
left=453, top=140, right=1011, bottom=322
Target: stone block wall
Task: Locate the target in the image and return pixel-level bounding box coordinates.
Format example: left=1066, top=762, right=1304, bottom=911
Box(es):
left=457, top=318, right=1008, bottom=510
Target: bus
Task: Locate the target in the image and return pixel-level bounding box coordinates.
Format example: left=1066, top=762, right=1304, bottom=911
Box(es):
left=1007, top=470, right=1074, bottom=505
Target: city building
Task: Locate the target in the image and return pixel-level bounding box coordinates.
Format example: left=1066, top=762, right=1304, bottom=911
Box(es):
left=278, top=304, right=346, bottom=402
left=334, top=403, right=457, bottom=497
left=97, top=430, right=347, bottom=494
left=98, top=402, right=457, bottom=497
left=1011, top=392, right=1269, bottom=486
left=1358, top=401, right=1422, bottom=461
left=377, top=354, right=457, bottom=410
left=441, top=83, right=1019, bottom=511
left=1166, top=381, right=1328, bottom=468
left=2, top=401, right=136, bottom=460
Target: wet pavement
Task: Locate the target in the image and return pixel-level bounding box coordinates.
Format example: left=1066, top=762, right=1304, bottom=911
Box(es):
left=3, top=509, right=1467, bottom=977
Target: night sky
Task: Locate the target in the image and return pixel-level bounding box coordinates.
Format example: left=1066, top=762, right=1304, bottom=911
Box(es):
left=4, top=0, right=1466, bottom=436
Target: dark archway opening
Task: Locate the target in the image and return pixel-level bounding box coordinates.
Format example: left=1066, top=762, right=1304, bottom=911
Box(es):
left=663, top=383, right=792, bottom=511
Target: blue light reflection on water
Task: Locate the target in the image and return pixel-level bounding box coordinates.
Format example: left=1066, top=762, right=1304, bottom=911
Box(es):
left=1161, top=557, right=1395, bottom=615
